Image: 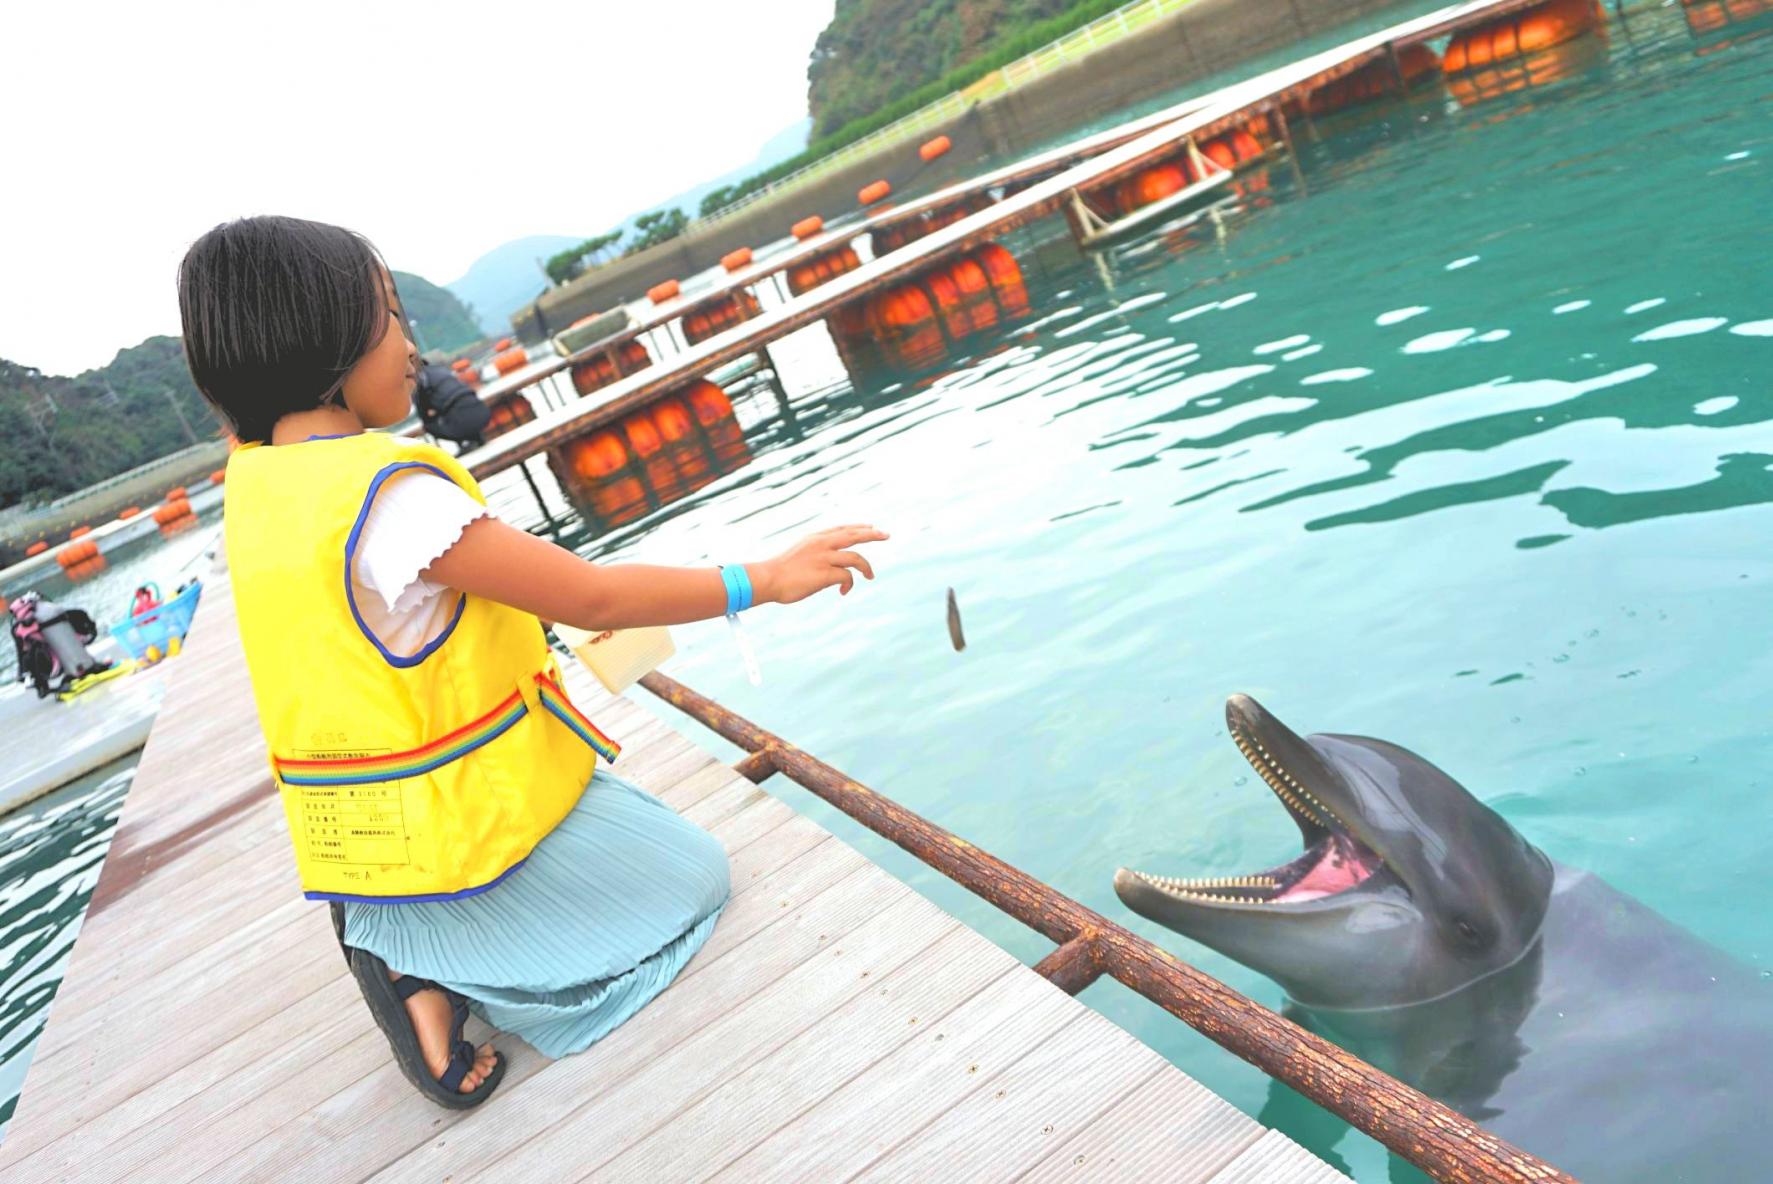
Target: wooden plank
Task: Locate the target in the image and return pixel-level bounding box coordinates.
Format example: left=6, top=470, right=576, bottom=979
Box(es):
left=1205, top=1129, right=1351, bottom=1183
left=708, top=973, right=1085, bottom=1181
left=1019, top=1059, right=1265, bottom=1183
left=857, top=1008, right=1173, bottom=1181
left=681, top=775, right=774, bottom=831
left=179, top=833, right=879, bottom=1184
left=595, top=927, right=1023, bottom=1182
left=2, top=975, right=369, bottom=1184
left=448, top=891, right=964, bottom=1181
left=360, top=863, right=920, bottom=1183
left=658, top=760, right=752, bottom=813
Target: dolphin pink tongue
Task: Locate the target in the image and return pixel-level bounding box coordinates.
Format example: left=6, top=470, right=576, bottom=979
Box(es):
left=1273, top=834, right=1380, bottom=903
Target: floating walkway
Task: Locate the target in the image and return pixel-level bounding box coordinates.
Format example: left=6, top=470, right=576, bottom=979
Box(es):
left=0, top=481, right=222, bottom=594
left=451, top=0, right=1587, bottom=503
left=0, top=573, right=1352, bottom=1182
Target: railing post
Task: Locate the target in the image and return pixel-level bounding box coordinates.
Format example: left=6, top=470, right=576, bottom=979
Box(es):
left=1033, top=932, right=1103, bottom=994
left=731, top=746, right=778, bottom=783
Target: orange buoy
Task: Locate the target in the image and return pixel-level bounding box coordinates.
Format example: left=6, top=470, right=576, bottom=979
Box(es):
left=58, top=539, right=106, bottom=574
left=165, top=486, right=188, bottom=502
left=484, top=394, right=536, bottom=439
left=620, top=410, right=681, bottom=501
left=494, top=337, right=513, bottom=351
left=451, top=357, right=473, bottom=371
left=492, top=347, right=528, bottom=376
left=1115, top=162, right=1191, bottom=216
left=65, top=549, right=110, bottom=581
left=824, top=243, right=1030, bottom=376
left=651, top=397, right=715, bottom=493
left=684, top=380, right=749, bottom=469
left=569, top=432, right=629, bottom=482
left=25, top=541, right=48, bottom=557
left=721, top=248, right=754, bottom=273
left=681, top=291, right=763, bottom=346
left=791, top=215, right=824, bottom=241
left=946, top=254, right=1002, bottom=336
left=1230, top=129, right=1265, bottom=161
left=1677, top=0, right=1765, bottom=32
left=647, top=279, right=681, bottom=304
left=871, top=283, right=947, bottom=371
left=786, top=247, right=862, bottom=296
left=857, top=180, right=893, bottom=206
left=152, top=500, right=192, bottom=526
left=1203, top=138, right=1237, bottom=171
left=1308, top=44, right=1441, bottom=115
left=976, top=243, right=1030, bottom=317
left=459, top=367, right=480, bottom=388
left=69, top=525, right=91, bottom=540
left=570, top=339, right=652, bottom=396
left=210, top=469, right=226, bottom=485
left=1444, top=0, right=1601, bottom=73
left=555, top=430, right=649, bottom=526
left=919, top=135, right=952, bottom=162
left=119, top=507, right=140, bottom=520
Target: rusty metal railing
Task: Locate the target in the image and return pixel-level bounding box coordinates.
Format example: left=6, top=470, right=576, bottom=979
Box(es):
left=638, top=669, right=1576, bottom=1184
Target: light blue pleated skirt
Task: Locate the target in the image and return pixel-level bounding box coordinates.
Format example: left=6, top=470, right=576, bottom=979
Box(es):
left=342, top=769, right=730, bottom=1058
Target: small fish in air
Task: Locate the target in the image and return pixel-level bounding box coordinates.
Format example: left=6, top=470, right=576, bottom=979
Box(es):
left=946, top=587, right=966, bottom=652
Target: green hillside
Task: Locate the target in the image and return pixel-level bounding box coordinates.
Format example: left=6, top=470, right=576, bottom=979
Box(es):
left=1, top=273, right=481, bottom=509
left=391, top=270, right=483, bottom=354
left=0, top=339, right=220, bottom=510
left=807, top=0, right=1074, bottom=136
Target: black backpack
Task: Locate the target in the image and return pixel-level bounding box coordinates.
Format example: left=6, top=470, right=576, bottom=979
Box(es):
left=415, top=364, right=492, bottom=444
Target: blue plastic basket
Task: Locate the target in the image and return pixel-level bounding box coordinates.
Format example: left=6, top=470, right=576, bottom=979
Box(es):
left=110, top=581, right=203, bottom=660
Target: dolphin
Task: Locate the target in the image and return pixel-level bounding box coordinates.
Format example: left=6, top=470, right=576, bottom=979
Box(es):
left=1114, top=694, right=1771, bottom=1183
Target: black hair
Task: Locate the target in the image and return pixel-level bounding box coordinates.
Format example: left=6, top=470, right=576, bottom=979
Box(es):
left=177, top=215, right=399, bottom=443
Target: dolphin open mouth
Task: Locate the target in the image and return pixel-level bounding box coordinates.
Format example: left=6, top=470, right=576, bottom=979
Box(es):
left=1120, top=695, right=1388, bottom=907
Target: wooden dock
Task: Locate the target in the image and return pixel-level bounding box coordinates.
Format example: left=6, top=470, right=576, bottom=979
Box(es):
left=0, top=570, right=1345, bottom=1181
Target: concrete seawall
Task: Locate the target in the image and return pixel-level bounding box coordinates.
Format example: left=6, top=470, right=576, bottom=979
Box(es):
left=0, top=439, right=232, bottom=559
left=515, top=0, right=1422, bottom=336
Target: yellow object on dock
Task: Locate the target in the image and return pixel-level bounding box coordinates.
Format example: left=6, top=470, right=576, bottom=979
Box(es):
left=0, top=569, right=1344, bottom=1181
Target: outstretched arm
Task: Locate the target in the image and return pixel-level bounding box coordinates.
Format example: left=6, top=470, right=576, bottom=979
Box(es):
left=423, top=519, right=887, bottom=633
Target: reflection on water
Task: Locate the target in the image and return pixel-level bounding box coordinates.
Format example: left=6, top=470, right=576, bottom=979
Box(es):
left=0, top=760, right=132, bottom=1141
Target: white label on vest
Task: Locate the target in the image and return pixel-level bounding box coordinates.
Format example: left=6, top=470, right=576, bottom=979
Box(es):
left=291, top=747, right=411, bottom=866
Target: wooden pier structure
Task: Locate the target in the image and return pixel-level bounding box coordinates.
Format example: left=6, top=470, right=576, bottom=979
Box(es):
left=452, top=0, right=1592, bottom=500
left=0, top=572, right=1352, bottom=1182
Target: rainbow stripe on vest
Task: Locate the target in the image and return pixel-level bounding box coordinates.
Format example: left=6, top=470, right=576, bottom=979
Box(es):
left=274, top=674, right=618, bottom=787
left=536, top=674, right=622, bottom=763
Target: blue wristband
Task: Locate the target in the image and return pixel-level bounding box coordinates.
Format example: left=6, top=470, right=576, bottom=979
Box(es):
left=731, top=563, right=754, bottom=613
left=720, top=565, right=754, bottom=615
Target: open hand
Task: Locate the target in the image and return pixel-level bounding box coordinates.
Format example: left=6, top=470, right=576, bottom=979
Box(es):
left=755, top=525, right=888, bottom=605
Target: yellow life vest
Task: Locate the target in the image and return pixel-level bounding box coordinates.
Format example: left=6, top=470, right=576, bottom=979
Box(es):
left=225, top=432, right=618, bottom=902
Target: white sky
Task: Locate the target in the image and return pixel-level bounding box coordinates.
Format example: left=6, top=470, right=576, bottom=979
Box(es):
left=0, top=0, right=835, bottom=377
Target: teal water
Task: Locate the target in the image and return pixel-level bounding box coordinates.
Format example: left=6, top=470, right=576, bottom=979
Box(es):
left=0, top=760, right=133, bottom=1140
left=488, top=8, right=1768, bottom=1179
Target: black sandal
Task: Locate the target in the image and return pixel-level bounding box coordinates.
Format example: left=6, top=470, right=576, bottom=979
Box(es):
left=346, top=945, right=506, bottom=1109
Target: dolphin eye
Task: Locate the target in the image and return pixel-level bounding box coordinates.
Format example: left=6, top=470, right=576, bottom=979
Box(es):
left=1455, top=919, right=1481, bottom=944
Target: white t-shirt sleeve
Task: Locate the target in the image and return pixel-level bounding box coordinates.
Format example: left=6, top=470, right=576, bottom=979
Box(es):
left=350, top=471, right=489, bottom=655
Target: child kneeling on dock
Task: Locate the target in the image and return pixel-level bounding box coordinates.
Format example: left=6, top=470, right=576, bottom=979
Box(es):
left=176, top=215, right=885, bottom=1108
